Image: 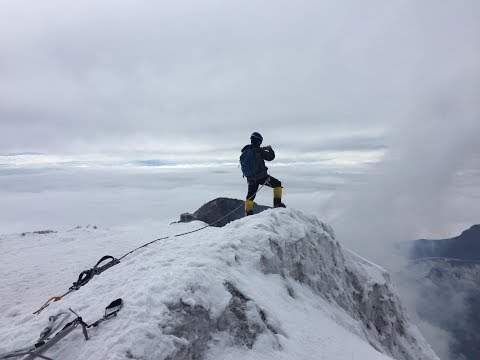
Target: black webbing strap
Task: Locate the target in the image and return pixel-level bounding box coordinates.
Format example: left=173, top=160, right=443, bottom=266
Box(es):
left=94, top=256, right=120, bottom=273
left=69, top=255, right=120, bottom=291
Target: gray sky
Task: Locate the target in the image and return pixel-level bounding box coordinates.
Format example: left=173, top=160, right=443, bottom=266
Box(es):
left=1, top=0, right=478, bottom=159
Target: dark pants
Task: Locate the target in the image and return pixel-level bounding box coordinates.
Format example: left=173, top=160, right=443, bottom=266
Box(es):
left=246, top=176, right=282, bottom=200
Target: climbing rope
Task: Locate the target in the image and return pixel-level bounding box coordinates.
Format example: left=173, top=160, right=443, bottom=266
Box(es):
left=33, top=183, right=268, bottom=315
left=33, top=256, right=120, bottom=315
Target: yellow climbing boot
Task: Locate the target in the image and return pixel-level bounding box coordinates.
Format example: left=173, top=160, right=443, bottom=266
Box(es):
left=273, top=187, right=286, bottom=208
left=245, top=199, right=254, bottom=215
left=273, top=187, right=282, bottom=199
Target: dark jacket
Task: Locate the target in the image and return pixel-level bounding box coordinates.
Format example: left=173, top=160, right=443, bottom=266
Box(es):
left=241, top=144, right=275, bottom=181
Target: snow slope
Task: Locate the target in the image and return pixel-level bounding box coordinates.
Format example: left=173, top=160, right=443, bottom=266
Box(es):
left=0, top=209, right=438, bottom=360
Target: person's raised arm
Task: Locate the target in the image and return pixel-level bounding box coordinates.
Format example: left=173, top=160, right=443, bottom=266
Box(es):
left=261, top=145, right=275, bottom=161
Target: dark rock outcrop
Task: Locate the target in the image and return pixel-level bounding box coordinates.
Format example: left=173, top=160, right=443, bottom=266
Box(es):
left=20, top=230, right=57, bottom=236
left=409, top=224, right=480, bottom=260
left=178, top=197, right=270, bottom=227
left=160, top=282, right=282, bottom=360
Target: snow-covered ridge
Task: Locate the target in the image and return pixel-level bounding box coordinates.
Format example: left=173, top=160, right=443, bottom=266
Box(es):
left=0, top=209, right=437, bottom=360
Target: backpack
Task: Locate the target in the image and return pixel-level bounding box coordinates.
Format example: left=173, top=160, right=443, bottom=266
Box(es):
left=240, top=148, right=257, bottom=178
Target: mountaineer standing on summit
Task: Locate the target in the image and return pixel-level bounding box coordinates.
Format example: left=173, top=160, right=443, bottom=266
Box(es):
left=240, top=132, right=286, bottom=215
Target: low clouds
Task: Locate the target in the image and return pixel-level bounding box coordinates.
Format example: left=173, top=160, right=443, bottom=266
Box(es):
left=0, top=162, right=355, bottom=233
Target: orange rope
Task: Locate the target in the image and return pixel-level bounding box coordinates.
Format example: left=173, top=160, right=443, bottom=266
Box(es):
left=33, top=296, right=62, bottom=315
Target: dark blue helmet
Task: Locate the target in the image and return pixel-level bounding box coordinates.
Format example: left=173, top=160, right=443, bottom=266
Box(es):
left=250, top=132, right=263, bottom=143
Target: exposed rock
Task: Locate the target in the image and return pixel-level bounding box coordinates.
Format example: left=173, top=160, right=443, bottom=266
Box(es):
left=179, top=213, right=196, bottom=223
left=161, top=282, right=282, bottom=360
left=178, top=197, right=270, bottom=227
left=20, top=230, right=57, bottom=236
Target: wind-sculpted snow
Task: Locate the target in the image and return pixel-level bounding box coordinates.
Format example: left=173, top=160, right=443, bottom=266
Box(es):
left=0, top=209, right=437, bottom=360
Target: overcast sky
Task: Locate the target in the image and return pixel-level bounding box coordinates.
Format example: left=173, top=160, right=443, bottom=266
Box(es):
left=0, top=0, right=477, bottom=159
left=1, top=0, right=479, bottom=240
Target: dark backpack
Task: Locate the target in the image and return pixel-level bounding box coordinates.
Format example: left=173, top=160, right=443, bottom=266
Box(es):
left=240, top=148, right=257, bottom=178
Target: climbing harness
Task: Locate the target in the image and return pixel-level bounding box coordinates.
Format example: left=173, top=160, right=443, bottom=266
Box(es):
left=87, top=298, right=123, bottom=327
left=1, top=299, right=123, bottom=360
left=0, top=313, right=70, bottom=359
left=38, top=313, right=71, bottom=344
left=23, top=318, right=88, bottom=360
left=33, top=184, right=267, bottom=315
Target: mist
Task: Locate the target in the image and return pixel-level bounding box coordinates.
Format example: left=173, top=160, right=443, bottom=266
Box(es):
left=330, top=94, right=480, bottom=360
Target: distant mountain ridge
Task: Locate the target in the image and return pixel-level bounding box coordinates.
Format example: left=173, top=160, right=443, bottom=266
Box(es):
left=409, top=224, right=480, bottom=260
left=400, top=224, right=480, bottom=359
